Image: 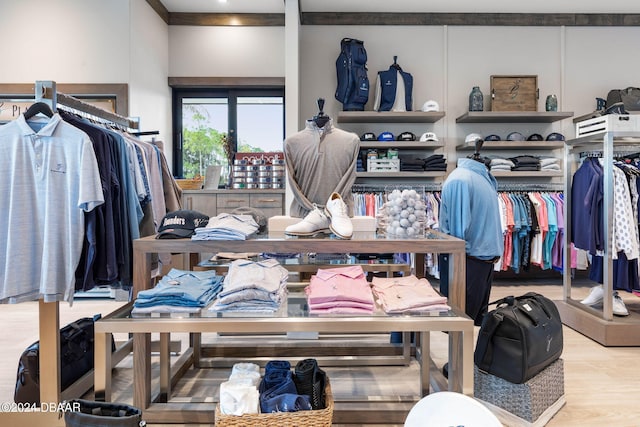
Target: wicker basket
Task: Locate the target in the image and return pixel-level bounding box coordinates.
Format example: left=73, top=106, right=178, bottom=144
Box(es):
left=175, top=178, right=203, bottom=190
left=215, top=380, right=333, bottom=427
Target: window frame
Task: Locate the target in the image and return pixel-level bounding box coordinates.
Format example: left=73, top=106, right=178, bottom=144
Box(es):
left=172, top=86, right=285, bottom=178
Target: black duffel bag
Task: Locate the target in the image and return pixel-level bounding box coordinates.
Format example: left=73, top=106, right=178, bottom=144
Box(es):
left=474, top=292, right=563, bottom=384
left=14, top=314, right=110, bottom=405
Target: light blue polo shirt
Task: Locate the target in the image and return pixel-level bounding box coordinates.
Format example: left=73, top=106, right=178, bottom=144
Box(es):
left=439, top=158, right=504, bottom=259
left=0, top=113, right=104, bottom=303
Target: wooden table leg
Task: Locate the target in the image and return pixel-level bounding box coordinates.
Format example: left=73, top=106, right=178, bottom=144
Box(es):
left=94, top=331, right=112, bottom=402
left=159, top=332, right=171, bottom=403
left=133, top=333, right=151, bottom=410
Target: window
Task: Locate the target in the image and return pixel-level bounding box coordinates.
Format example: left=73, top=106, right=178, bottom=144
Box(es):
left=172, top=88, right=285, bottom=181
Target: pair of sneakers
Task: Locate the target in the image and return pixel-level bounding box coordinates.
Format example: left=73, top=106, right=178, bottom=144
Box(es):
left=580, top=285, right=629, bottom=316
left=284, top=192, right=353, bottom=239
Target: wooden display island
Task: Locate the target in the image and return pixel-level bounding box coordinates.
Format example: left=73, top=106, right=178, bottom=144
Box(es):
left=94, top=231, right=473, bottom=424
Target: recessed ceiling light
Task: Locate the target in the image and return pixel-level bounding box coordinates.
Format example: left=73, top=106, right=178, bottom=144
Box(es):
left=218, top=0, right=228, bottom=3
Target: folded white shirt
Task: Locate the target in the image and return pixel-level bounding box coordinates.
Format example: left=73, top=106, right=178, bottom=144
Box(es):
left=219, top=379, right=259, bottom=415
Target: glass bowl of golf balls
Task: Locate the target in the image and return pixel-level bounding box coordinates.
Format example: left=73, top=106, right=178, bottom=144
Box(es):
left=380, top=188, right=426, bottom=237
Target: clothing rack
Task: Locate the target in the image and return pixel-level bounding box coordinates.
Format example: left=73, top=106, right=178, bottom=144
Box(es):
left=36, top=80, right=139, bottom=130
left=497, top=183, right=564, bottom=192
left=32, top=80, right=138, bottom=407
left=352, top=183, right=441, bottom=193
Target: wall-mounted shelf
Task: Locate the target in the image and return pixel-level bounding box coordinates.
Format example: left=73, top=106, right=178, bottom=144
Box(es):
left=491, top=170, right=563, bottom=178
left=338, top=111, right=445, bottom=123
left=361, top=141, right=443, bottom=149
left=456, top=141, right=564, bottom=150
left=456, top=111, right=573, bottom=123
left=356, top=171, right=446, bottom=178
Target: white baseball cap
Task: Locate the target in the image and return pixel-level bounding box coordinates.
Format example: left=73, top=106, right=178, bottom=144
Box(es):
left=421, top=100, right=440, bottom=112
left=465, top=133, right=484, bottom=144
left=420, top=132, right=439, bottom=142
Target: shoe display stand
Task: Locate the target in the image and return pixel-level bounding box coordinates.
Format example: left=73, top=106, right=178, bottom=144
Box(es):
left=558, top=129, right=640, bottom=346
left=94, top=231, right=474, bottom=424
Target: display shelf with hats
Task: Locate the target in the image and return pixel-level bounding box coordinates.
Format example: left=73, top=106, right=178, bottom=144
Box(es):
left=340, top=103, right=446, bottom=184
left=455, top=132, right=565, bottom=179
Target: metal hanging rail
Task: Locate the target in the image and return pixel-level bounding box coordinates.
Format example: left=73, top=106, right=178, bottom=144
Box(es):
left=36, top=80, right=139, bottom=130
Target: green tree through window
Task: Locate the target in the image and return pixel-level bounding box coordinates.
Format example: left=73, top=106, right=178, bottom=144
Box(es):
left=182, top=105, right=227, bottom=179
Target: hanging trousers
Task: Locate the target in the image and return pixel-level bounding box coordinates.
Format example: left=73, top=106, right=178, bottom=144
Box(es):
left=438, top=254, right=495, bottom=326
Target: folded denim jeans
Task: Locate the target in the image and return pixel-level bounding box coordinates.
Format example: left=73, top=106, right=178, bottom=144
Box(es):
left=265, top=360, right=291, bottom=376
left=259, top=369, right=291, bottom=394
left=259, top=373, right=312, bottom=413
left=294, top=358, right=326, bottom=409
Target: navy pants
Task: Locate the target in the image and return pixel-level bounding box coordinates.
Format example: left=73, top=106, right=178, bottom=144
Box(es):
left=439, top=254, right=495, bottom=326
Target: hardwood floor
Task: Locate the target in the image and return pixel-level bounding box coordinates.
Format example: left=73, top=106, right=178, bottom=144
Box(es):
left=0, top=279, right=639, bottom=426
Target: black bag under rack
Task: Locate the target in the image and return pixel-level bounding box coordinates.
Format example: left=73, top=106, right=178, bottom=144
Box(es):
left=14, top=314, right=114, bottom=405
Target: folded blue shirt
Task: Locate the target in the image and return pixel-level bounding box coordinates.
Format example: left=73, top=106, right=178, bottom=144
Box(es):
left=134, top=268, right=223, bottom=308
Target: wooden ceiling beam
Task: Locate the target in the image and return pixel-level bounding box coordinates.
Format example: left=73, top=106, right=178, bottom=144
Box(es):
left=169, top=13, right=285, bottom=26
left=302, top=12, right=640, bottom=26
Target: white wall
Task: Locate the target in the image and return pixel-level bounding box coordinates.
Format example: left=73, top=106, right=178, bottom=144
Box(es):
left=299, top=24, right=640, bottom=165
left=0, top=0, right=130, bottom=83
left=168, top=26, right=285, bottom=77
left=0, top=0, right=171, bottom=164
left=129, top=0, right=172, bottom=166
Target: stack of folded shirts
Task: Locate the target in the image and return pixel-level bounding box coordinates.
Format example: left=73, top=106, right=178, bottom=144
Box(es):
left=132, top=268, right=223, bottom=314
left=371, top=275, right=450, bottom=313
left=192, top=213, right=259, bottom=240
left=509, top=155, right=541, bottom=171
left=209, top=258, right=288, bottom=312
left=305, top=265, right=374, bottom=314
left=398, top=154, right=424, bottom=172
left=539, top=156, right=561, bottom=171
left=219, top=363, right=261, bottom=415
left=422, top=154, right=447, bottom=171
left=489, top=157, right=515, bottom=172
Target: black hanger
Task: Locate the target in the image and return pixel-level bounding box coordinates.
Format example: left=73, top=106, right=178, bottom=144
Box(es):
left=23, top=102, right=54, bottom=120
left=312, top=98, right=330, bottom=128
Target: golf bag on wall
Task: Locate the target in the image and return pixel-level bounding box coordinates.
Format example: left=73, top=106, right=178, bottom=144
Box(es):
left=335, top=38, right=370, bottom=111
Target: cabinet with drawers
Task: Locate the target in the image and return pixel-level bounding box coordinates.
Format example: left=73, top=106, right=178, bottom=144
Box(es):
left=182, top=189, right=286, bottom=218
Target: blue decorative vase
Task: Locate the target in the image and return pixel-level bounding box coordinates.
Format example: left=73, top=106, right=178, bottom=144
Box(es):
left=545, top=94, right=558, bottom=112
left=469, top=86, right=484, bottom=112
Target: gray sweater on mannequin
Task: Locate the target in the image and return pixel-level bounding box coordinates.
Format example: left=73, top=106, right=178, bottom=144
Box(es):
left=284, top=119, right=359, bottom=218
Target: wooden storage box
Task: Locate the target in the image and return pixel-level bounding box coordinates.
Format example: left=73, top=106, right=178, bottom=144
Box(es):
left=490, top=75, right=538, bottom=111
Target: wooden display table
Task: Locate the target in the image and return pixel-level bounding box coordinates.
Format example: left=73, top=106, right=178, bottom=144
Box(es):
left=94, top=231, right=471, bottom=424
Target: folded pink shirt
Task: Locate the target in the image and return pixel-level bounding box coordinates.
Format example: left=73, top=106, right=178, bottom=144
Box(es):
left=371, top=275, right=449, bottom=313
left=305, top=265, right=374, bottom=313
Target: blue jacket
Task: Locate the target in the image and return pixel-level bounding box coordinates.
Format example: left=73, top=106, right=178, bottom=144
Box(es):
left=377, top=67, right=413, bottom=111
